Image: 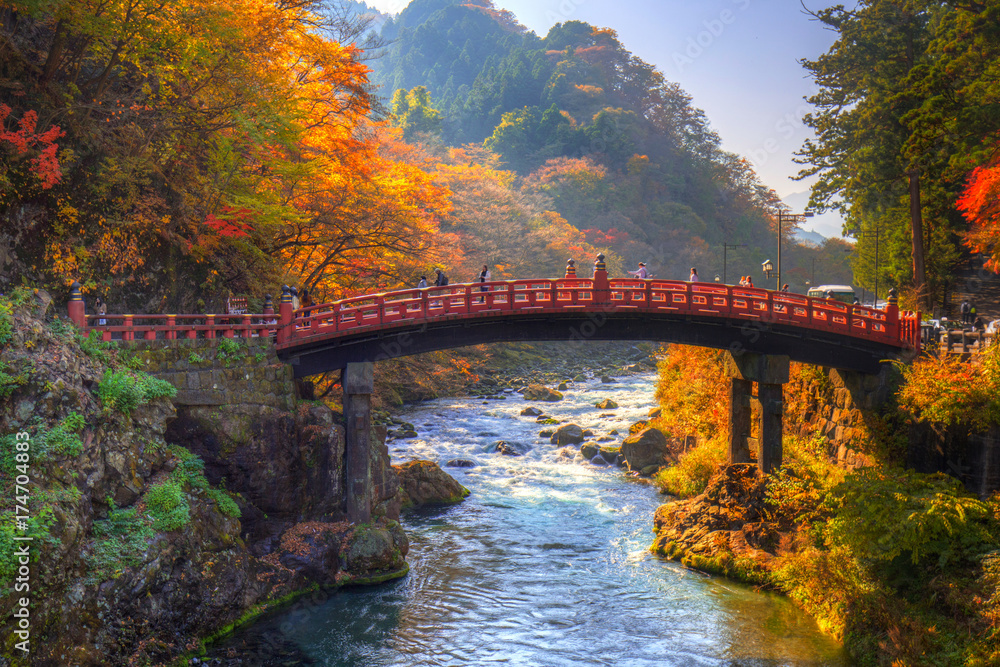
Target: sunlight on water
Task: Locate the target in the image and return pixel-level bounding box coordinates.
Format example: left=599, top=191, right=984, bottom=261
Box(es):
left=212, top=371, right=851, bottom=667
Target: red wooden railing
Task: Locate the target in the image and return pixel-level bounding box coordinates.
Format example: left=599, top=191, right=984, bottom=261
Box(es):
left=67, top=272, right=923, bottom=355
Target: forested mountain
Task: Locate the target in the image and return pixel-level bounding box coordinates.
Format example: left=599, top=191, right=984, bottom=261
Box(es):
left=369, top=0, right=852, bottom=289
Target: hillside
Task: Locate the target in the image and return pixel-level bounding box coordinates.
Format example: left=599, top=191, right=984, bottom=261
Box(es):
left=368, top=0, right=854, bottom=288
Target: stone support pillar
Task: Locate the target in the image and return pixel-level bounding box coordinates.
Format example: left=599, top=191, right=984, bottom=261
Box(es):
left=725, top=352, right=789, bottom=473
left=758, top=383, right=784, bottom=473
left=344, top=362, right=374, bottom=524
left=729, top=378, right=753, bottom=464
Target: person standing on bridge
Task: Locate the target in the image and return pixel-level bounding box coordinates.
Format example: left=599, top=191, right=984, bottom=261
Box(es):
left=479, top=265, right=491, bottom=292
left=290, top=287, right=300, bottom=311
left=417, top=276, right=427, bottom=288
left=961, top=300, right=970, bottom=324
left=434, top=268, right=449, bottom=287
left=628, top=262, right=648, bottom=279
left=689, top=267, right=699, bottom=282
left=95, top=297, right=107, bottom=326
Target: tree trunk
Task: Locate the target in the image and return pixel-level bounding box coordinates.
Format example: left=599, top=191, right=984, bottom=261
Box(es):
left=908, top=170, right=928, bottom=308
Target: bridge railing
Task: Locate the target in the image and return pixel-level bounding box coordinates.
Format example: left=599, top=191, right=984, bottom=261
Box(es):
left=80, top=313, right=276, bottom=341
left=68, top=274, right=922, bottom=353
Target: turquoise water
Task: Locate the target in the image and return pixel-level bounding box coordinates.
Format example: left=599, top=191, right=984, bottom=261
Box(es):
left=210, top=373, right=850, bottom=666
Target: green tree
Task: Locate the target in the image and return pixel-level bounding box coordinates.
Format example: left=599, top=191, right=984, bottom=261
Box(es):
left=392, top=86, right=444, bottom=139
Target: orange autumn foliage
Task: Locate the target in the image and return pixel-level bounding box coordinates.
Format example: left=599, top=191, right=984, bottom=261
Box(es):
left=958, top=161, right=1000, bottom=271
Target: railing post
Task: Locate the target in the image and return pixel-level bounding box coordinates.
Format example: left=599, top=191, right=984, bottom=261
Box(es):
left=277, top=285, right=293, bottom=343
left=68, top=281, right=86, bottom=330
left=166, top=315, right=176, bottom=340
left=144, top=320, right=156, bottom=340
left=593, top=253, right=609, bottom=306
left=241, top=314, right=251, bottom=338
left=124, top=314, right=134, bottom=341
left=885, top=287, right=900, bottom=343
left=564, top=258, right=577, bottom=279
left=263, top=294, right=274, bottom=338
left=206, top=314, right=215, bottom=339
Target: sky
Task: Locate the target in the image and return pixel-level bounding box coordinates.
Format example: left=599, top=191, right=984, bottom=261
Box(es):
left=362, top=0, right=846, bottom=238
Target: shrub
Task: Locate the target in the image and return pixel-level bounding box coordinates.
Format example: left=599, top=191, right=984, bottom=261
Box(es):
left=897, top=346, right=1000, bottom=430
left=87, top=502, right=155, bottom=583
left=76, top=330, right=114, bottom=364
left=653, top=437, right=726, bottom=497
left=143, top=480, right=190, bottom=532
left=824, top=468, right=998, bottom=571
left=98, top=369, right=176, bottom=416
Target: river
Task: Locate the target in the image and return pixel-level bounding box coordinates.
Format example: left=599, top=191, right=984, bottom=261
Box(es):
left=209, top=372, right=850, bottom=666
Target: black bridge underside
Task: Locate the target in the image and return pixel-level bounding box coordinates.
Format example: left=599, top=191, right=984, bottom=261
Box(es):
left=277, top=311, right=906, bottom=378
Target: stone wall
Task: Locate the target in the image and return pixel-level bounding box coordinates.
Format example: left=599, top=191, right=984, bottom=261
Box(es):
left=128, top=338, right=295, bottom=410
left=785, top=364, right=897, bottom=470
left=786, top=363, right=1000, bottom=495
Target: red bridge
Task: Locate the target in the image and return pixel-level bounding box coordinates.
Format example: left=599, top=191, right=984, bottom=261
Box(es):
left=69, top=256, right=921, bottom=377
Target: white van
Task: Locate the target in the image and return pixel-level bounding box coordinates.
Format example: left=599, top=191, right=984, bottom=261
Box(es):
left=807, top=285, right=856, bottom=305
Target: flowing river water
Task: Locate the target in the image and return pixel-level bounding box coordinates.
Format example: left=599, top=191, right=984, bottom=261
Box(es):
left=210, top=372, right=850, bottom=666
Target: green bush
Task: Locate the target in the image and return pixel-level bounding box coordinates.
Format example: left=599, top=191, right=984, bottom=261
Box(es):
left=144, top=480, right=190, bottom=532
left=98, top=369, right=176, bottom=416
left=168, top=446, right=240, bottom=519
left=824, top=468, right=998, bottom=570
left=653, top=437, right=726, bottom=497
left=0, top=302, right=13, bottom=348
left=0, top=506, right=58, bottom=590
left=216, top=337, right=246, bottom=364
left=76, top=330, right=114, bottom=364
left=0, top=360, right=25, bottom=398
left=87, top=502, right=155, bottom=583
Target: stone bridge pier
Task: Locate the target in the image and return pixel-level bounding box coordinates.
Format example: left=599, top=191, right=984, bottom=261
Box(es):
left=726, top=352, right=789, bottom=473
left=343, top=362, right=375, bottom=524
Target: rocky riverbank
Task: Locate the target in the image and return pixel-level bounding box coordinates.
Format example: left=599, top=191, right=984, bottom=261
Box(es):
left=0, top=295, right=466, bottom=666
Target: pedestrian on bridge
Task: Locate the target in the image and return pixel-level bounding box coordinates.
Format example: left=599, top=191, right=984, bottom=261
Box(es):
left=479, top=265, right=491, bottom=292
left=689, top=267, right=699, bottom=282
left=434, top=268, right=449, bottom=287
left=628, top=262, right=648, bottom=279
left=961, top=300, right=970, bottom=324
left=417, top=276, right=427, bottom=288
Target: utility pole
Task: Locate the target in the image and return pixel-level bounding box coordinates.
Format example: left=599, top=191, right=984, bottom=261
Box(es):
left=776, top=210, right=813, bottom=290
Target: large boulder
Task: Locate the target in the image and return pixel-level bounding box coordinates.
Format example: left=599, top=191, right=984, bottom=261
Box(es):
left=493, top=440, right=531, bottom=456
left=550, top=423, right=585, bottom=445
left=595, top=398, right=618, bottom=409
left=523, top=384, right=563, bottom=402
left=621, top=426, right=670, bottom=471
left=520, top=406, right=544, bottom=416
left=393, top=460, right=470, bottom=509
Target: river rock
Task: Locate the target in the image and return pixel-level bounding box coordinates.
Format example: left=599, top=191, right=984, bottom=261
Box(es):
left=590, top=455, right=609, bottom=466
left=446, top=459, right=478, bottom=468
left=597, top=435, right=616, bottom=442
left=601, top=375, right=616, bottom=383
left=621, top=426, right=670, bottom=471
left=523, top=384, right=563, bottom=402
left=394, top=460, right=470, bottom=508
left=648, top=407, right=663, bottom=418
left=573, top=374, right=587, bottom=382
left=599, top=446, right=621, bottom=464
left=493, top=440, right=531, bottom=456
left=580, top=443, right=600, bottom=459
left=558, top=382, right=569, bottom=390
left=595, top=398, right=618, bottom=409
left=550, top=423, right=585, bottom=445
left=640, top=464, right=661, bottom=476
left=521, top=407, right=543, bottom=416
left=625, top=363, right=645, bottom=372
left=539, top=429, right=555, bottom=437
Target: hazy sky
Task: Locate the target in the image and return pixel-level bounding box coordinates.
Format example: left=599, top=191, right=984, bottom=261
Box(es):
left=363, top=0, right=845, bottom=237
